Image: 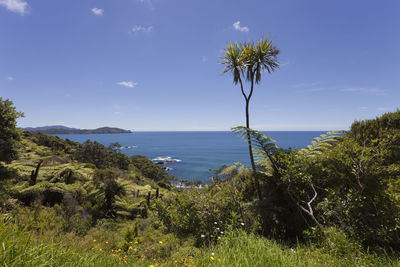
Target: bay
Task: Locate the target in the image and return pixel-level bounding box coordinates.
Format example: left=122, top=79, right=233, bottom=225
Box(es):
left=55, top=131, right=326, bottom=182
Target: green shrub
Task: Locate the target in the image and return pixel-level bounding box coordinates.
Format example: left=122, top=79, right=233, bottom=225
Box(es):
left=130, top=155, right=173, bottom=182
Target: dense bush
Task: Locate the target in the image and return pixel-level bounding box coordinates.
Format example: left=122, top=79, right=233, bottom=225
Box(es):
left=156, top=165, right=255, bottom=246
left=130, top=155, right=173, bottom=182
left=74, top=140, right=130, bottom=170
left=87, top=168, right=125, bottom=218
left=225, top=115, right=400, bottom=249
left=0, top=98, right=23, bottom=163
left=29, top=131, right=80, bottom=154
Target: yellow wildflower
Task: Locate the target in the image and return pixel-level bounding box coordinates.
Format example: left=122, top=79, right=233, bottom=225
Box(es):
left=159, top=241, right=163, bottom=244
left=93, top=240, right=96, bottom=242
left=210, top=256, right=215, bottom=260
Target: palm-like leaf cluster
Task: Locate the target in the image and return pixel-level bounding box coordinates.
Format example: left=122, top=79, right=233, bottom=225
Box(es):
left=221, top=42, right=243, bottom=85
left=221, top=36, right=280, bottom=86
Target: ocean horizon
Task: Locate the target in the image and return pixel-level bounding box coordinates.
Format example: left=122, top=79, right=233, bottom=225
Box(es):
left=55, top=131, right=328, bottom=182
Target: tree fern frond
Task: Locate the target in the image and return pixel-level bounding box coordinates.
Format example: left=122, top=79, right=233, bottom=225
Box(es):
left=297, top=131, right=344, bottom=159
left=232, top=126, right=280, bottom=165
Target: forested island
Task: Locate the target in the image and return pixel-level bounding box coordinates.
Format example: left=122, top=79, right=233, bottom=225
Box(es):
left=1, top=98, right=400, bottom=266
left=24, top=126, right=132, bottom=134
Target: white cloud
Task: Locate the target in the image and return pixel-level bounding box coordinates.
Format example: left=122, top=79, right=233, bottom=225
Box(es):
left=114, top=111, right=121, bottom=115
left=116, top=81, right=138, bottom=88
left=91, top=7, right=104, bottom=16
left=341, top=87, right=385, bottom=95
left=202, top=56, right=208, bottom=63
left=7, top=76, right=15, bottom=81
left=359, top=107, right=368, bottom=111
left=233, top=21, right=249, bottom=32
left=132, top=25, right=153, bottom=33
left=0, top=0, right=28, bottom=15
left=376, top=107, right=387, bottom=111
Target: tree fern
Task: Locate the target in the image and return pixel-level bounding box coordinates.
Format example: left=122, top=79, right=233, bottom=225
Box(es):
left=232, top=126, right=280, bottom=170
left=297, top=131, right=344, bottom=159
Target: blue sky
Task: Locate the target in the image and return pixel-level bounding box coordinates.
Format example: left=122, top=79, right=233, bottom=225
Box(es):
left=1, top=0, right=399, bottom=131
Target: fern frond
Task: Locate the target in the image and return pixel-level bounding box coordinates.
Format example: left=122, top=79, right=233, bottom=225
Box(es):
left=297, top=131, right=344, bottom=159
left=232, top=126, right=280, bottom=166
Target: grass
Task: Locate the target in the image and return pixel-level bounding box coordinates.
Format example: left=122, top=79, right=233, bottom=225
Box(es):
left=193, top=230, right=400, bottom=267
left=1, top=218, right=399, bottom=267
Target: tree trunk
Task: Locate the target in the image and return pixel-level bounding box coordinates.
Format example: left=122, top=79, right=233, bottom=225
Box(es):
left=245, top=99, right=256, bottom=171
left=30, top=160, right=43, bottom=185
left=245, top=99, right=262, bottom=200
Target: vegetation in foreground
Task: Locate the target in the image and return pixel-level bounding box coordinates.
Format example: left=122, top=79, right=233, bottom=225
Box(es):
left=1, top=97, right=400, bottom=266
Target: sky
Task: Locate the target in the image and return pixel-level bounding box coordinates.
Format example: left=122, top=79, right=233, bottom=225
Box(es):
left=1, top=0, right=399, bottom=131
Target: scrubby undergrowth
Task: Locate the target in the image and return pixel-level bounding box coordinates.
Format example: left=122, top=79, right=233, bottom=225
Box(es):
left=1, top=107, right=400, bottom=266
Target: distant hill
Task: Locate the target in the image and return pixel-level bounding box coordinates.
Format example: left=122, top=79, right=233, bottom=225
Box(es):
left=24, top=126, right=132, bottom=134
left=24, top=125, right=80, bottom=131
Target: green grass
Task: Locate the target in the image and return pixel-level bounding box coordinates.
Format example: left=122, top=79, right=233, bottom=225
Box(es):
left=1, top=219, right=399, bottom=267
left=192, top=230, right=400, bottom=267
left=0, top=220, right=121, bottom=267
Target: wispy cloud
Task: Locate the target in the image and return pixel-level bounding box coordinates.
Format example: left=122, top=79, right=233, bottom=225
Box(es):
left=132, top=25, right=153, bottom=33
left=341, top=87, right=385, bottom=95
left=0, top=0, right=28, bottom=15
left=114, top=111, right=121, bottom=115
left=137, top=0, right=154, bottom=10
left=233, top=21, right=249, bottom=32
left=91, top=7, right=104, bottom=16
left=6, top=76, right=15, bottom=81
left=300, top=87, right=330, bottom=93
left=252, top=123, right=348, bottom=131
left=202, top=56, right=208, bottom=63
left=116, top=81, right=138, bottom=88
left=376, top=107, right=388, bottom=111
left=280, top=60, right=291, bottom=67
left=293, top=82, right=320, bottom=88
left=359, top=107, right=368, bottom=111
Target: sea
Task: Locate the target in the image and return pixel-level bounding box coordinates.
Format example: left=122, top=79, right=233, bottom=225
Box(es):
left=55, top=131, right=326, bottom=183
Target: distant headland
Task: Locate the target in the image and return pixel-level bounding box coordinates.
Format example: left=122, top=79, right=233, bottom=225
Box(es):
left=23, top=125, right=132, bottom=134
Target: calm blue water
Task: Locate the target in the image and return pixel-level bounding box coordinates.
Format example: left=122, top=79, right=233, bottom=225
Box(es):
left=55, top=131, right=326, bottom=182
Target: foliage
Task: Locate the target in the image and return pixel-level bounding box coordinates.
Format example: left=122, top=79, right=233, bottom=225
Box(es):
left=28, top=131, right=80, bottom=154
left=74, top=140, right=130, bottom=170
left=130, top=155, right=173, bottom=182
left=350, top=109, right=400, bottom=143
left=233, top=121, right=400, bottom=248
left=156, top=166, right=255, bottom=247
left=0, top=98, right=23, bottom=164
left=87, top=168, right=125, bottom=218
